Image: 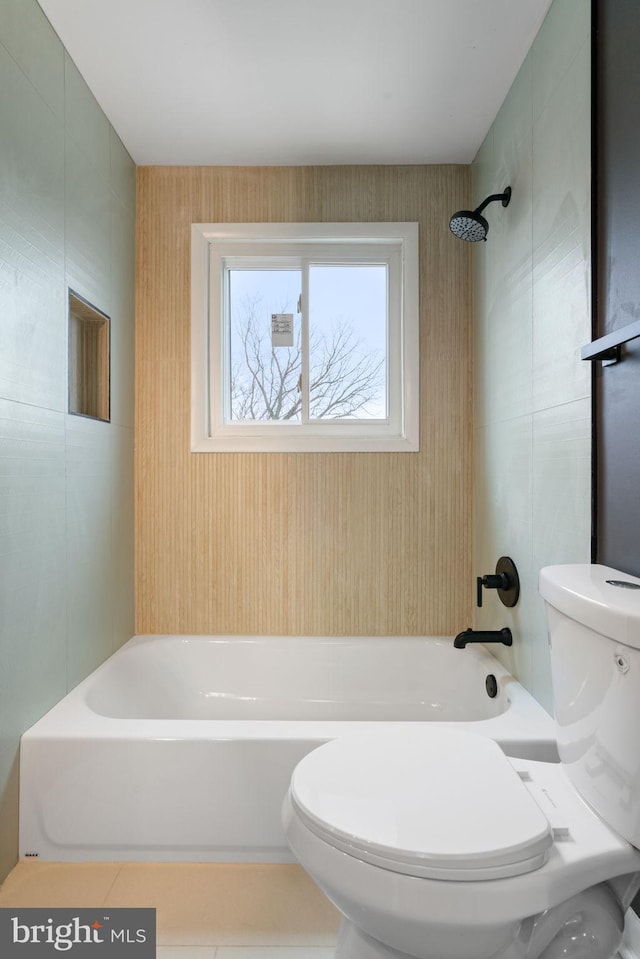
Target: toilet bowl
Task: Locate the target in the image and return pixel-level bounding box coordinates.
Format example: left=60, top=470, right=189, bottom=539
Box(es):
left=282, top=565, right=640, bottom=959
left=283, top=727, right=640, bottom=959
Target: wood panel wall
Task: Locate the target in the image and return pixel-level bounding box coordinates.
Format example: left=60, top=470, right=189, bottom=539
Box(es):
left=135, top=165, right=472, bottom=635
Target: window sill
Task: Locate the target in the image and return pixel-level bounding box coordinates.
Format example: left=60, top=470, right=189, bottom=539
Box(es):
left=191, top=428, right=419, bottom=454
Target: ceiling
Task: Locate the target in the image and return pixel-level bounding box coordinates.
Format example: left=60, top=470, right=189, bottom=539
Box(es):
left=37, top=0, right=552, bottom=166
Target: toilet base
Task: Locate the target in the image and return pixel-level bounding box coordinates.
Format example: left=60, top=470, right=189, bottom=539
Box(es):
left=334, top=884, right=627, bottom=959
left=334, top=920, right=524, bottom=959
left=335, top=919, right=418, bottom=959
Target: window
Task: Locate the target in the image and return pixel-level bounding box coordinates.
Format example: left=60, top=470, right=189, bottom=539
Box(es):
left=191, top=222, right=419, bottom=452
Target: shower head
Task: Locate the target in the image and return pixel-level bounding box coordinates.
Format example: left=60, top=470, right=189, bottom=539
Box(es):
left=449, top=209, right=490, bottom=242
left=449, top=187, right=512, bottom=242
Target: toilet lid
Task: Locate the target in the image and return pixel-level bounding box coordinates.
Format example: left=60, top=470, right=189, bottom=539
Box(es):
left=289, top=728, right=553, bottom=880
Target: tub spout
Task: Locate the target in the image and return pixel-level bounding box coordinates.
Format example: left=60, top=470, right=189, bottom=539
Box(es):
left=454, top=627, right=513, bottom=649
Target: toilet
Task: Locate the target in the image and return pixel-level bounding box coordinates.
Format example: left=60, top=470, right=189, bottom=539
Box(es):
left=282, top=565, right=640, bottom=959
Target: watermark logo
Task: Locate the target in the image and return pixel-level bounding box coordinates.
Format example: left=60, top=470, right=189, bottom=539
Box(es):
left=0, top=909, right=155, bottom=957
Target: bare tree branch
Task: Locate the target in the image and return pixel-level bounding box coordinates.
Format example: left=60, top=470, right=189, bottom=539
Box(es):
left=230, top=294, right=384, bottom=421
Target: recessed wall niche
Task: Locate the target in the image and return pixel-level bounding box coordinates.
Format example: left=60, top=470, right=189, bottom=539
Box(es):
left=68, top=291, right=110, bottom=422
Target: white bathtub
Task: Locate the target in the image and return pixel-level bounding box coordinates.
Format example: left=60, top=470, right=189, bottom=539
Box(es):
left=19, top=634, right=556, bottom=862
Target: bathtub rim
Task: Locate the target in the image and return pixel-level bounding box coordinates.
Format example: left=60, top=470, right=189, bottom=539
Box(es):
left=20, top=633, right=555, bottom=748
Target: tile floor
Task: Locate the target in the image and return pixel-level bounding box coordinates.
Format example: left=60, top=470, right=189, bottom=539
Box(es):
left=0, top=862, right=339, bottom=958
left=3, top=862, right=632, bottom=958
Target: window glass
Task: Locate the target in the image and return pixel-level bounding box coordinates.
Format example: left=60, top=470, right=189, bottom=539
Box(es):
left=308, top=264, right=387, bottom=420
left=228, top=268, right=302, bottom=422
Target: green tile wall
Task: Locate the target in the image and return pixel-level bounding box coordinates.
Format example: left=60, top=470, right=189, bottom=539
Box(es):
left=0, top=0, right=135, bottom=880
left=472, top=0, right=592, bottom=713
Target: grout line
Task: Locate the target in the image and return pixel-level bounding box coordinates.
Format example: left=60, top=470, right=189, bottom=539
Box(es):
left=101, top=862, right=125, bottom=904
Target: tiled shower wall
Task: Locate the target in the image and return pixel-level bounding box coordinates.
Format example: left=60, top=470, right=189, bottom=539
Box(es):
left=0, top=0, right=136, bottom=880
left=472, top=0, right=592, bottom=712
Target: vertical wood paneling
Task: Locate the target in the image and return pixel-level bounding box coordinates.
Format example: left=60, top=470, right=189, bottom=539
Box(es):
left=136, top=165, right=472, bottom=635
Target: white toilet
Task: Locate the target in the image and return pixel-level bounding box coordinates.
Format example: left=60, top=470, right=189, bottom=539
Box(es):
left=282, top=564, right=640, bottom=959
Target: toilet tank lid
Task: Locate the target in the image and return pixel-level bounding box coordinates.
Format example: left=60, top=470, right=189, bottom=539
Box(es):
left=539, top=564, right=640, bottom=650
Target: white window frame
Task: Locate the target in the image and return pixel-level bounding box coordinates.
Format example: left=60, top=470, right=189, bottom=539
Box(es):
left=191, top=222, right=419, bottom=453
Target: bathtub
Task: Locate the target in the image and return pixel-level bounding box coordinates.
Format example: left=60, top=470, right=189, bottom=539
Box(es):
left=19, top=634, right=556, bottom=863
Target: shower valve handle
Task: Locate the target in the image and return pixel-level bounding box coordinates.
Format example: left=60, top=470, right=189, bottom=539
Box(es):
left=477, top=574, right=509, bottom=607
left=476, top=557, right=520, bottom=609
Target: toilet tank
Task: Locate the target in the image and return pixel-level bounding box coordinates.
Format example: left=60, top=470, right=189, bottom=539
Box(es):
left=539, top=564, right=640, bottom=847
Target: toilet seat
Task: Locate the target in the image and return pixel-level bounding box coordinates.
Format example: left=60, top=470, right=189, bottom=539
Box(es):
left=289, top=727, right=554, bottom=881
